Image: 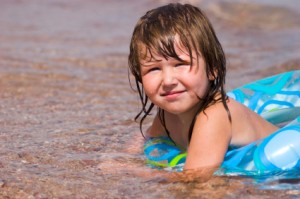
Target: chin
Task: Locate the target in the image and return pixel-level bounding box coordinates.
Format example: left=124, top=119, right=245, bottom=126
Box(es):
left=165, top=108, right=187, bottom=115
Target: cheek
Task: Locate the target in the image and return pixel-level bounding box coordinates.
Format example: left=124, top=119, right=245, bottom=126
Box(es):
left=186, top=74, right=209, bottom=95
left=195, top=80, right=210, bottom=97
left=142, top=77, right=157, bottom=97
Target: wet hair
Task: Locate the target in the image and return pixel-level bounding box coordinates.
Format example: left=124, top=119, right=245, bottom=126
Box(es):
left=128, top=3, right=230, bottom=142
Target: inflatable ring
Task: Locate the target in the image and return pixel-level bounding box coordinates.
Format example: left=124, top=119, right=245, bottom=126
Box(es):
left=144, top=70, right=300, bottom=174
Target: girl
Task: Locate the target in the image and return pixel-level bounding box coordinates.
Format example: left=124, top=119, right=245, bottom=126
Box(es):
left=128, top=3, right=278, bottom=171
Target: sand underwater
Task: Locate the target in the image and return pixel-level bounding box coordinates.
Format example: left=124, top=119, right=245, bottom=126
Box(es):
left=1, top=0, right=300, bottom=198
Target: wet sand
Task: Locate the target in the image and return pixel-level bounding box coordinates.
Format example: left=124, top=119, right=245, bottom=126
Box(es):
left=0, top=0, right=300, bottom=198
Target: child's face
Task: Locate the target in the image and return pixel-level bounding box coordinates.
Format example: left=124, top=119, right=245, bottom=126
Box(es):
left=139, top=37, right=211, bottom=115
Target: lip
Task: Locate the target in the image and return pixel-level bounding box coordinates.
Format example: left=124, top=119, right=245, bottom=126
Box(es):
left=161, top=90, right=185, bottom=100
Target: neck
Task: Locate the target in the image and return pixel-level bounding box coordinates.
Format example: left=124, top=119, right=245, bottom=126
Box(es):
left=166, top=103, right=201, bottom=148
left=177, top=102, right=201, bottom=125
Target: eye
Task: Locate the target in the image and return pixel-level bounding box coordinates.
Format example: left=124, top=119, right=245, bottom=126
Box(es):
left=175, top=62, right=190, bottom=67
left=148, top=67, right=160, bottom=72
left=141, top=66, right=160, bottom=75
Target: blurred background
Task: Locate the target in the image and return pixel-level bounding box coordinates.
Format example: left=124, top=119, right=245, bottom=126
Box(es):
left=0, top=0, right=299, bottom=198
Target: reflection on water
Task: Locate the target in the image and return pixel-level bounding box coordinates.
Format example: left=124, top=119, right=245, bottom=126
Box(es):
left=257, top=170, right=300, bottom=191
left=0, top=0, right=300, bottom=198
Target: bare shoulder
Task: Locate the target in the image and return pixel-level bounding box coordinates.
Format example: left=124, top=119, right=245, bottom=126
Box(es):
left=195, top=100, right=232, bottom=128
left=226, top=97, right=250, bottom=114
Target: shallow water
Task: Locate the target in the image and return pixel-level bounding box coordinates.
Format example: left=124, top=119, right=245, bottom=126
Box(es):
left=0, top=0, right=300, bottom=198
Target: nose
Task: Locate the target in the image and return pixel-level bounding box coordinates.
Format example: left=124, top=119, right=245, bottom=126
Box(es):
left=162, top=68, right=177, bottom=88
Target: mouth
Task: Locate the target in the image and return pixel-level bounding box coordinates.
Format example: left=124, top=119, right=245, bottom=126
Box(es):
left=161, top=90, right=185, bottom=99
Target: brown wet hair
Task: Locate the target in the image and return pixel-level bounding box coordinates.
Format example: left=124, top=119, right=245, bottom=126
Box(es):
left=128, top=3, right=230, bottom=142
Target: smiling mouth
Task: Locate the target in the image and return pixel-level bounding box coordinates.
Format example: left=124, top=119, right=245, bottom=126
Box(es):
left=161, top=90, right=185, bottom=99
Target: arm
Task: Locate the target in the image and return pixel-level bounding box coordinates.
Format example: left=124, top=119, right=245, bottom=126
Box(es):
left=184, top=102, right=232, bottom=170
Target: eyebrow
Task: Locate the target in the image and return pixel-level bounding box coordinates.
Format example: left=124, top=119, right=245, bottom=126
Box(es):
left=140, top=56, right=163, bottom=65
left=140, top=61, right=161, bottom=67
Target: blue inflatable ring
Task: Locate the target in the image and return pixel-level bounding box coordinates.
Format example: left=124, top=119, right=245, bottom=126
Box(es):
left=144, top=70, right=300, bottom=174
